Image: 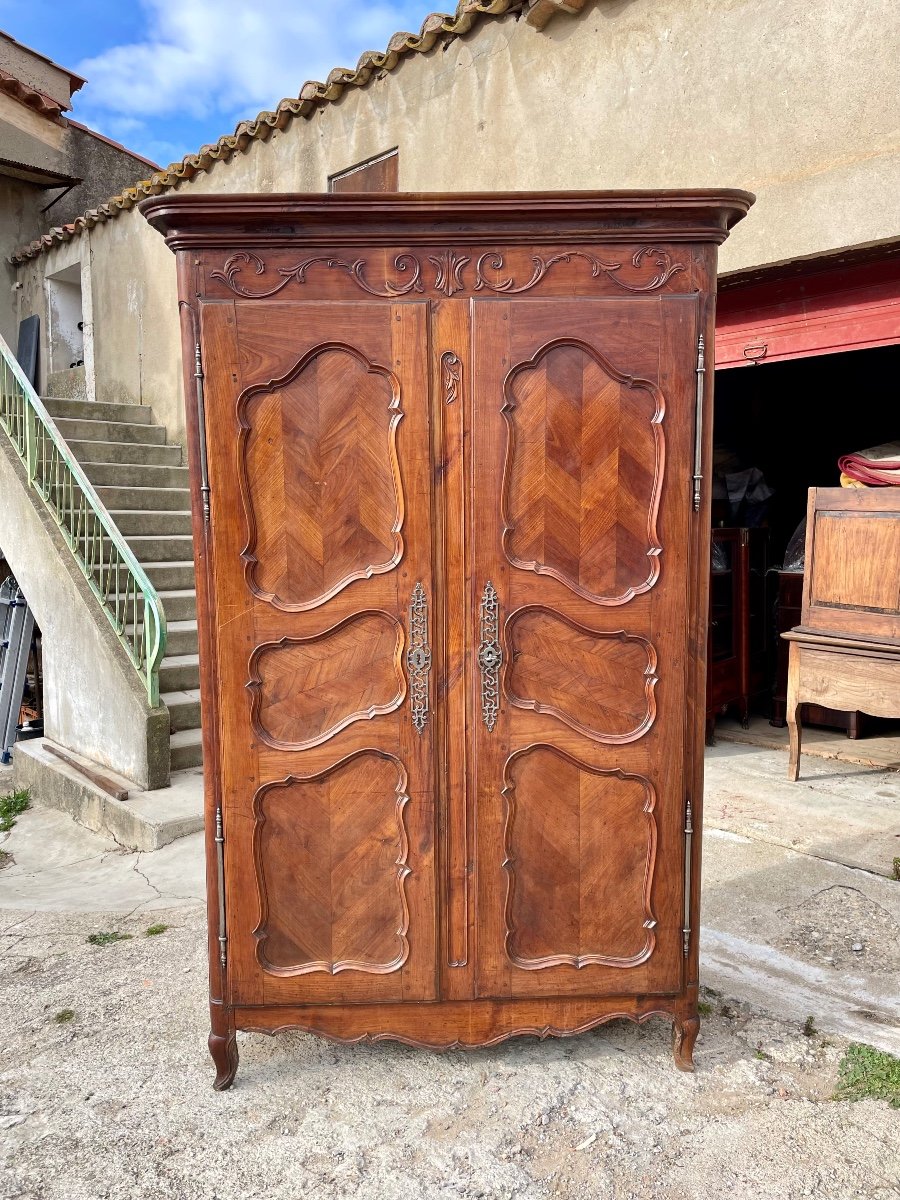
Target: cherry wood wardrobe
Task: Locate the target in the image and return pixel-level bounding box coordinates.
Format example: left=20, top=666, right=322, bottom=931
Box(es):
left=142, top=191, right=752, bottom=1088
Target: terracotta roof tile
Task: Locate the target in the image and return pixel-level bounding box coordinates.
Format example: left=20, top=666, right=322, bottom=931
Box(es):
left=0, top=67, right=66, bottom=120
left=10, top=0, right=566, bottom=265
left=0, top=30, right=86, bottom=91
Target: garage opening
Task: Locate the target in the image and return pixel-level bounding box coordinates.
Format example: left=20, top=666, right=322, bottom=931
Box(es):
left=708, top=253, right=900, bottom=747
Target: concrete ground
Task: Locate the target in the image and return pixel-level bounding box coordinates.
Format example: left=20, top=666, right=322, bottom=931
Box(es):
left=0, top=743, right=898, bottom=1199
left=714, top=714, right=900, bottom=773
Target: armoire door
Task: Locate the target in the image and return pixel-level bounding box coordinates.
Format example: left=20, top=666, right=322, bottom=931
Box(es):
left=200, top=299, right=439, bottom=1007
left=470, top=296, right=700, bottom=999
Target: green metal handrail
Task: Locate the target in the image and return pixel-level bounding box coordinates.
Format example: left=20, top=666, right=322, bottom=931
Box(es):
left=0, top=333, right=166, bottom=707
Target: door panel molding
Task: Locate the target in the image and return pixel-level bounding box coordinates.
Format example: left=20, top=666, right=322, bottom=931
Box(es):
left=504, top=606, right=658, bottom=743
left=471, top=297, right=695, bottom=1003
left=501, top=337, right=665, bottom=606
left=502, top=744, right=658, bottom=971
left=237, top=340, right=405, bottom=611
left=248, top=610, right=406, bottom=750
left=203, top=300, right=437, bottom=1009
left=252, top=749, right=412, bottom=977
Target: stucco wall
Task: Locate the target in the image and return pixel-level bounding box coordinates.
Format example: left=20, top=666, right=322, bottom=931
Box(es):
left=0, top=176, right=43, bottom=349
left=14, top=235, right=82, bottom=396
left=1, top=96, right=155, bottom=361
left=0, top=438, right=169, bottom=788
left=43, top=124, right=158, bottom=233
left=13, top=0, right=900, bottom=449
left=85, top=213, right=180, bottom=414
left=0, top=33, right=76, bottom=110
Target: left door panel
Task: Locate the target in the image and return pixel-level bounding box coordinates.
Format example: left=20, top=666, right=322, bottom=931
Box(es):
left=200, top=300, right=438, bottom=1007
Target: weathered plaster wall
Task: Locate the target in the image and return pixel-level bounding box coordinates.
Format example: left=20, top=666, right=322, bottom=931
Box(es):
left=0, top=91, right=65, bottom=172
left=14, top=0, right=900, bottom=449
left=0, top=33, right=76, bottom=109
left=15, top=235, right=82, bottom=395
left=45, top=124, right=158, bottom=233
left=85, top=215, right=180, bottom=415
left=0, top=106, right=155, bottom=358
left=0, top=439, right=169, bottom=788
left=176, top=0, right=900, bottom=270
left=0, top=176, right=43, bottom=349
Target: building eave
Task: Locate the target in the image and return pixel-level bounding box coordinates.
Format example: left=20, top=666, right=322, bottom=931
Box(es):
left=0, top=67, right=66, bottom=121
left=0, top=29, right=86, bottom=93
left=9, top=0, right=589, bottom=266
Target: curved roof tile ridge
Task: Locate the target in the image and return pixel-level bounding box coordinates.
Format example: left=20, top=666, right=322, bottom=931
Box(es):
left=9, top=2, right=536, bottom=265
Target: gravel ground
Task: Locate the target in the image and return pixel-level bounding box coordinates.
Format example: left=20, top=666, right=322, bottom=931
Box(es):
left=1, top=904, right=898, bottom=1200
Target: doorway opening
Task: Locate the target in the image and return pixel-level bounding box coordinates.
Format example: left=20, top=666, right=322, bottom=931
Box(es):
left=45, top=263, right=87, bottom=395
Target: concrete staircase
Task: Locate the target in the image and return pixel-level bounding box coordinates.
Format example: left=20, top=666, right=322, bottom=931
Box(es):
left=42, top=396, right=202, bottom=772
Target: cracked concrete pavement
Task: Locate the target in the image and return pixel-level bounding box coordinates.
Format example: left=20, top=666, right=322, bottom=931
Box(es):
left=0, top=805, right=204, bottom=914
left=0, top=741, right=898, bottom=1199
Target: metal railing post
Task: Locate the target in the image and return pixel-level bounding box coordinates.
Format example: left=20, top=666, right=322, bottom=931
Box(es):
left=0, top=332, right=167, bottom=707
left=24, top=400, right=37, bottom=482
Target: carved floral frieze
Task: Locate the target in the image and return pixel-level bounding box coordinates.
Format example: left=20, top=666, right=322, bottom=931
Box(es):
left=210, top=246, right=686, bottom=300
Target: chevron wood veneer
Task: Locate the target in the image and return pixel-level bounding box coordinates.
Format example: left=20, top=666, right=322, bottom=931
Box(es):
left=253, top=750, right=411, bottom=976
left=503, top=338, right=663, bottom=604
left=147, top=188, right=753, bottom=1087
left=238, top=342, right=403, bottom=610
left=504, top=607, right=657, bottom=741
left=502, top=745, right=657, bottom=970
left=250, top=612, right=405, bottom=748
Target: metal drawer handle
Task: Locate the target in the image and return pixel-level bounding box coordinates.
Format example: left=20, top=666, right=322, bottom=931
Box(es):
left=479, top=581, right=502, bottom=731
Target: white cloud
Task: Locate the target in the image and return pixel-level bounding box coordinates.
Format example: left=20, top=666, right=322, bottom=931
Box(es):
left=75, top=0, right=429, bottom=123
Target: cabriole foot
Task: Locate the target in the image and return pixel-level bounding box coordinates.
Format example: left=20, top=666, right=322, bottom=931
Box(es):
left=673, top=1015, right=700, bottom=1072
left=209, top=1028, right=239, bottom=1091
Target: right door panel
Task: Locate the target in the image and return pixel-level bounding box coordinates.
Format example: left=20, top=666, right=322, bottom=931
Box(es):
left=472, top=296, right=700, bottom=999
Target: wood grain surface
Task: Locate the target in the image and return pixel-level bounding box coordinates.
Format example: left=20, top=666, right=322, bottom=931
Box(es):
left=144, top=190, right=753, bottom=1085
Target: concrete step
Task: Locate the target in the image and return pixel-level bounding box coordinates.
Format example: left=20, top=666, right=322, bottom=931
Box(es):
left=122, top=534, right=195, bottom=563
left=41, top=397, right=154, bottom=424
left=157, top=588, right=197, bottom=621
left=67, top=439, right=182, bottom=467
left=109, top=510, right=193, bottom=537
left=129, top=621, right=196, bottom=658
left=81, top=461, right=191, bottom=489
left=162, top=688, right=202, bottom=732
left=13, top=740, right=203, bottom=852
left=170, top=726, right=203, bottom=770
left=94, top=485, right=189, bottom=511
left=159, top=653, right=200, bottom=692
left=164, top=620, right=199, bottom=657
left=53, top=416, right=166, bottom=445
left=142, top=561, right=197, bottom=590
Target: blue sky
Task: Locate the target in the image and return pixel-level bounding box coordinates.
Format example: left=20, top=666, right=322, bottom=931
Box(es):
left=0, top=0, right=432, bottom=168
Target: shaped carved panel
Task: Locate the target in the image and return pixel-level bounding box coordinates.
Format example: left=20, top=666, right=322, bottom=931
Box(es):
left=248, top=612, right=404, bottom=749
left=238, top=342, right=404, bottom=610
left=505, top=608, right=657, bottom=742
left=502, top=338, right=664, bottom=605
left=503, top=745, right=657, bottom=969
left=253, top=750, right=411, bottom=976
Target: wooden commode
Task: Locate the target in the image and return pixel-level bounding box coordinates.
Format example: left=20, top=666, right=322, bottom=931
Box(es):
left=141, top=190, right=752, bottom=1088
left=785, top=487, right=900, bottom=780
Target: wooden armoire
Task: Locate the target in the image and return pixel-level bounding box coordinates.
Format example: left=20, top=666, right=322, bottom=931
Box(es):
left=142, top=191, right=753, bottom=1088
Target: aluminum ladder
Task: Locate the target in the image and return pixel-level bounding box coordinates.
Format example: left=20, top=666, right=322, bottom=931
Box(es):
left=0, top=575, right=35, bottom=763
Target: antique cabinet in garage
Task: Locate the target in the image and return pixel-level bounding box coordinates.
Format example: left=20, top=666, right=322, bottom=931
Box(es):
left=142, top=190, right=752, bottom=1088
